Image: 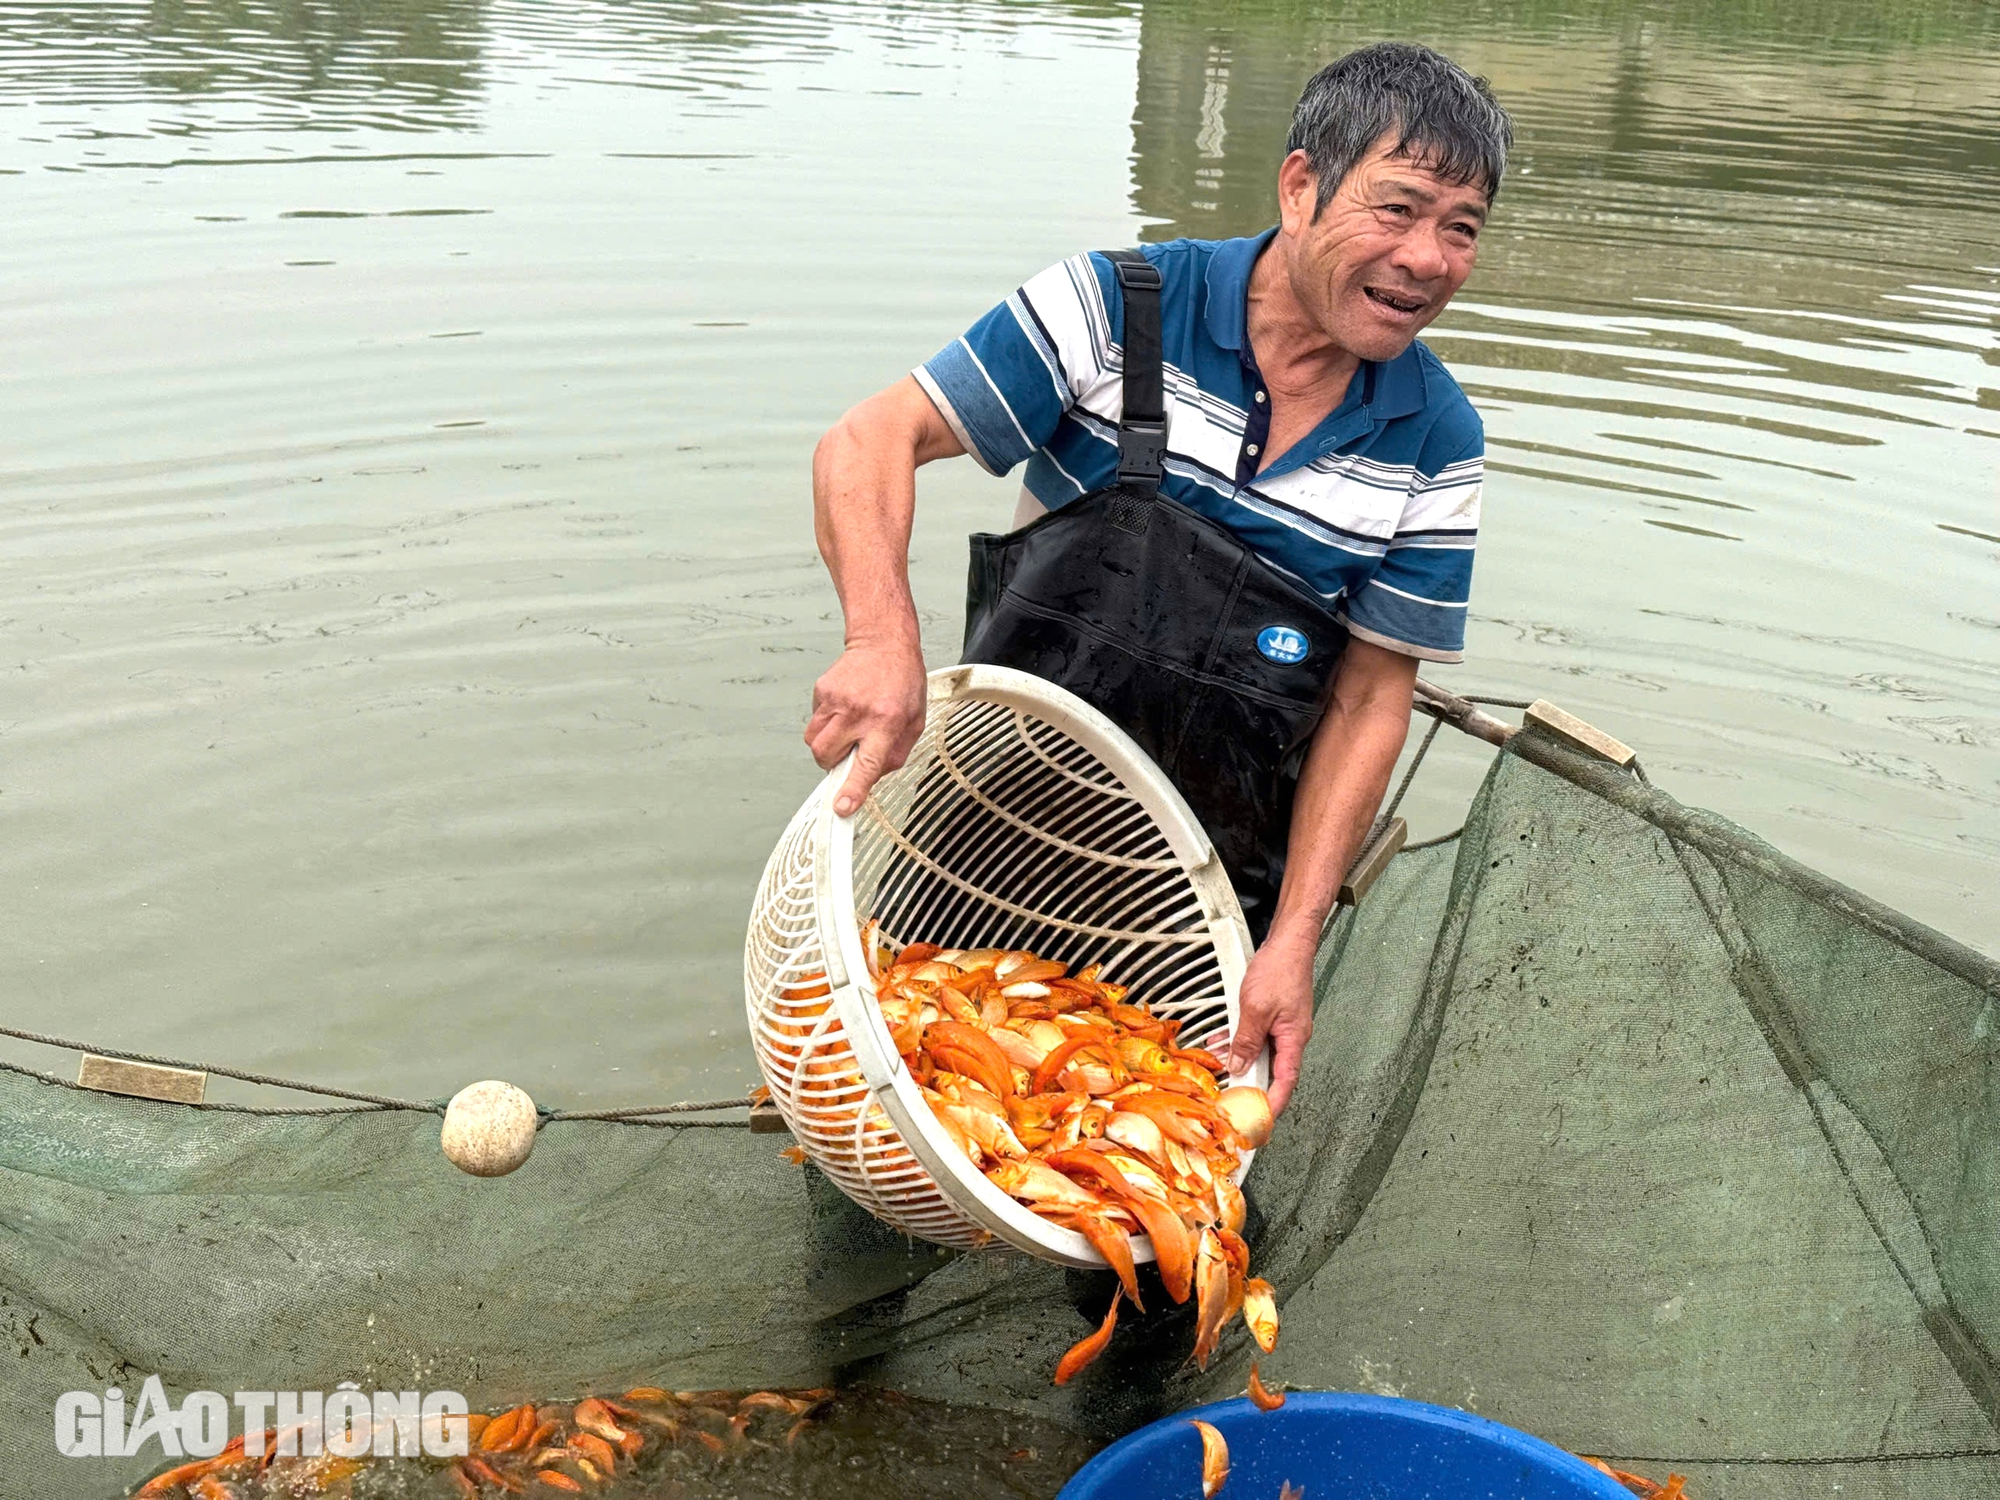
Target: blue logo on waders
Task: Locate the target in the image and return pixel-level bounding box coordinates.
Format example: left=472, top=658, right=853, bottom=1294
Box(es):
left=1256, top=625, right=1310, bottom=664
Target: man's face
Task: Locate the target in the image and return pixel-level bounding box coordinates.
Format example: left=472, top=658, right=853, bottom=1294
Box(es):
left=1277, top=135, right=1489, bottom=362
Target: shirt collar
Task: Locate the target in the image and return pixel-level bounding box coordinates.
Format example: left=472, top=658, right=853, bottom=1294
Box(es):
left=1372, top=339, right=1428, bottom=421
left=1202, top=228, right=1274, bottom=352
left=1202, top=225, right=1430, bottom=427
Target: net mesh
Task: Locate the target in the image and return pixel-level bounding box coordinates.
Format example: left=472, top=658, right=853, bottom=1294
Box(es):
left=7, top=727, right=2000, bottom=1499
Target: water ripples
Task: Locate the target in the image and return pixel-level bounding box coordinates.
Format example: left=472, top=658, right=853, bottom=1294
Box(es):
left=0, top=0, right=1994, bottom=1104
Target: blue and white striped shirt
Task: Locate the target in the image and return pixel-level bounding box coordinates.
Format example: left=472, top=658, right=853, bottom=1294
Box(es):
left=913, top=230, right=1484, bottom=663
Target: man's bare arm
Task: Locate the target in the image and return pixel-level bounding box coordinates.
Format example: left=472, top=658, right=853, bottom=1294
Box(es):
left=1225, top=639, right=1418, bottom=1112
left=805, top=376, right=967, bottom=815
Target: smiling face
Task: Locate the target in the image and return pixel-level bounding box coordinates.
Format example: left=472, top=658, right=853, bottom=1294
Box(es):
left=1275, top=134, right=1489, bottom=362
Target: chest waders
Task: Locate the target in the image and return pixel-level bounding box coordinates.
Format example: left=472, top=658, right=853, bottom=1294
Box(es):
left=961, top=250, right=1350, bottom=943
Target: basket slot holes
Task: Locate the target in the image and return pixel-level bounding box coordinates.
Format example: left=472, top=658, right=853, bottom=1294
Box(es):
left=960, top=735, right=1163, bottom=854
left=1012, top=860, right=1164, bottom=940
left=930, top=742, right=1178, bottom=874
left=899, top=748, right=1131, bottom=881
left=1010, top=710, right=1134, bottom=796
left=952, top=718, right=1118, bottom=817
left=1146, top=972, right=1227, bottom=1023
left=1045, top=866, right=1200, bottom=935
left=864, top=814, right=1216, bottom=947
left=899, top=748, right=1169, bottom=911
left=875, top=778, right=1179, bottom=938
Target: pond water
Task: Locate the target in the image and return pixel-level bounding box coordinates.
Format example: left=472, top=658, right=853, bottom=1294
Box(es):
left=1, top=0, right=1995, bottom=1109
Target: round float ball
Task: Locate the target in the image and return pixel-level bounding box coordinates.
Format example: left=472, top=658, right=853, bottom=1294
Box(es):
left=440, top=1080, right=538, bottom=1177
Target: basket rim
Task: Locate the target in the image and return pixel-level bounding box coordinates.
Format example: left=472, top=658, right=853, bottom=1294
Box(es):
left=817, top=664, right=1268, bottom=1269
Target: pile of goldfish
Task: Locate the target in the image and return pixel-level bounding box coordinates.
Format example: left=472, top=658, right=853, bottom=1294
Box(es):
left=444, top=1390, right=829, bottom=1494
left=137, top=1448, right=368, bottom=1499
left=857, top=925, right=1279, bottom=1384
left=136, top=1388, right=830, bottom=1498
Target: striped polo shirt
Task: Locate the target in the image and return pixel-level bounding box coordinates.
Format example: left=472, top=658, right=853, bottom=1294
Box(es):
left=914, top=230, right=1484, bottom=663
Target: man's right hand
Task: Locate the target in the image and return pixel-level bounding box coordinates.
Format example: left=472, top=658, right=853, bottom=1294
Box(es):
left=805, top=641, right=928, bottom=817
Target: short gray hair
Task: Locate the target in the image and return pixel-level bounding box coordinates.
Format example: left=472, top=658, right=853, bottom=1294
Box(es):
left=1285, top=42, right=1513, bottom=213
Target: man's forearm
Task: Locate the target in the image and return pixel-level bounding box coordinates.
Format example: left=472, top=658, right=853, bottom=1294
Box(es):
left=1260, top=644, right=1419, bottom=954
left=811, top=376, right=967, bottom=653
left=812, top=412, right=923, bottom=653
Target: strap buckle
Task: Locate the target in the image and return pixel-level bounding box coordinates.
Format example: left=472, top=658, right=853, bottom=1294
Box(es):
left=1113, top=258, right=1162, bottom=293
left=1104, top=249, right=1165, bottom=492
left=1116, top=417, right=1167, bottom=486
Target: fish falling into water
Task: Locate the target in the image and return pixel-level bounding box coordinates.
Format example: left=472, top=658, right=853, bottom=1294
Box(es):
left=1188, top=1419, right=1229, bottom=1497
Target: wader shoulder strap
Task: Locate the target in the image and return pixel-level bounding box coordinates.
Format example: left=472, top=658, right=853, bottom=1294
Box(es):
left=1102, top=249, right=1165, bottom=493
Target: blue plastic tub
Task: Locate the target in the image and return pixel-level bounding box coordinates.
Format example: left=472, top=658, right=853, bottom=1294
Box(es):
left=1058, top=1392, right=1635, bottom=1499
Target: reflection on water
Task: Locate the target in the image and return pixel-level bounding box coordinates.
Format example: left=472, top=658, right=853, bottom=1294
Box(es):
left=0, top=0, right=488, bottom=130
left=0, top=0, right=1994, bottom=1118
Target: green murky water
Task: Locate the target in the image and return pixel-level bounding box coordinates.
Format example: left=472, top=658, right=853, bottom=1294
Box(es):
left=0, top=0, right=1995, bottom=1109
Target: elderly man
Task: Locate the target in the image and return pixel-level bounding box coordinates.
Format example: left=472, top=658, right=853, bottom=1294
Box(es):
left=805, top=43, right=1511, bottom=1117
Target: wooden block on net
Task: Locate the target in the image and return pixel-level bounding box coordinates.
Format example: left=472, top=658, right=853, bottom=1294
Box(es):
left=77, top=1054, right=207, bottom=1105
left=748, top=1099, right=790, bottom=1135
left=1338, top=817, right=1407, bottom=908
left=1523, top=699, right=1635, bottom=767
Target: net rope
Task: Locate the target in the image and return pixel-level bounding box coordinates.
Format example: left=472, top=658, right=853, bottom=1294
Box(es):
left=0, top=1022, right=755, bottom=1122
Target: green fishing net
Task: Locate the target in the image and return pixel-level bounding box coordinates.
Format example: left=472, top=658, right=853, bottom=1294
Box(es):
left=5, top=729, right=1997, bottom=1499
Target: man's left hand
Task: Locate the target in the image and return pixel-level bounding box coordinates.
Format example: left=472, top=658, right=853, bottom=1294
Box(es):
left=1225, top=931, right=1317, bottom=1116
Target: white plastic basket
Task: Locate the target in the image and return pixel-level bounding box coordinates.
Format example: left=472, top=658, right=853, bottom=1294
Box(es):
left=744, top=664, right=1266, bottom=1268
